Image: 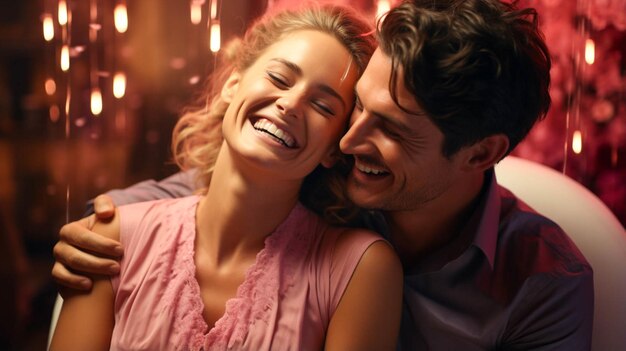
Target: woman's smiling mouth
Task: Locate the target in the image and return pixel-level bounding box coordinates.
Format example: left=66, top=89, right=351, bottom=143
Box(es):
left=253, top=118, right=298, bottom=148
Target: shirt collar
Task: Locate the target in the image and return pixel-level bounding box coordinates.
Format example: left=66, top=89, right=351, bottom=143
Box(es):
left=370, top=169, right=502, bottom=272
left=467, top=169, right=501, bottom=269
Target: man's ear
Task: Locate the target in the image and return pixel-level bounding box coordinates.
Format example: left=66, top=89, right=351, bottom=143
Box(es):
left=320, top=146, right=341, bottom=168
left=461, top=134, right=509, bottom=172
left=221, top=71, right=241, bottom=103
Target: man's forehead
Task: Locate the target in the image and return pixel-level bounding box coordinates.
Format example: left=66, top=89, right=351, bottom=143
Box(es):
left=357, top=49, right=424, bottom=116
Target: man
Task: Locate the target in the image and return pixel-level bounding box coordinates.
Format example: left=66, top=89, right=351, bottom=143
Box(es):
left=52, top=0, right=593, bottom=349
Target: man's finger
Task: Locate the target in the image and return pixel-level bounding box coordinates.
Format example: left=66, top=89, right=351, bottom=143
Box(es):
left=94, top=194, right=115, bottom=219
left=58, top=220, right=123, bottom=257
left=51, top=262, right=93, bottom=292
left=53, top=241, right=121, bottom=275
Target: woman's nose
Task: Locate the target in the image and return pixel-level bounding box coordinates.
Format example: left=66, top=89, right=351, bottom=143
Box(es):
left=276, top=90, right=305, bottom=118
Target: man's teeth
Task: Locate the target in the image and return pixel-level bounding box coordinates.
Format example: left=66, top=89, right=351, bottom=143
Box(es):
left=253, top=119, right=296, bottom=148
left=355, top=161, right=386, bottom=175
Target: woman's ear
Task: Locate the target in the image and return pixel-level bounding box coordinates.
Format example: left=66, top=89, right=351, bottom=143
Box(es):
left=320, top=146, right=341, bottom=168
left=221, top=71, right=241, bottom=103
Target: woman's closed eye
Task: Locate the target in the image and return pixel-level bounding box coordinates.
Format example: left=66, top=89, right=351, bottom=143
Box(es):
left=266, top=71, right=290, bottom=88
left=312, top=100, right=335, bottom=116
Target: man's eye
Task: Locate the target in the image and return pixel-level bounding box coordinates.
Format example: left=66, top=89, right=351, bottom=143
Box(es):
left=385, top=127, right=402, bottom=139
left=267, top=71, right=288, bottom=87
left=354, top=96, right=363, bottom=110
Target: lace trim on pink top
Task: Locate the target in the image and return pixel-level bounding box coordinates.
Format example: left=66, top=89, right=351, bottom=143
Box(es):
left=158, top=196, right=319, bottom=350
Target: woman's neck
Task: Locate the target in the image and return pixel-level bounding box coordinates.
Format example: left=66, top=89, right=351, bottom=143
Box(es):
left=195, top=145, right=301, bottom=267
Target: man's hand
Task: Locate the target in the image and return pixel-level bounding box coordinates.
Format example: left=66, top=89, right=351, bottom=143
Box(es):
left=51, top=195, right=124, bottom=291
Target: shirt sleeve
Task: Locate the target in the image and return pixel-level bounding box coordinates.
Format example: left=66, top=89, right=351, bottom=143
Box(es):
left=502, top=267, right=594, bottom=351
left=321, top=228, right=384, bottom=318
left=84, top=169, right=198, bottom=215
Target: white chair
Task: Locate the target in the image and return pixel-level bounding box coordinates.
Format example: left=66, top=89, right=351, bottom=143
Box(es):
left=47, top=294, right=63, bottom=350
left=495, top=156, right=626, bottom=351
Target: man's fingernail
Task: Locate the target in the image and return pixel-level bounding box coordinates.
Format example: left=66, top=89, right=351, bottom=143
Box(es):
left=80, top=280, right=92, bottom=290
left=113, top=246, right=124, bottom=256
left=109, top=264, right=120, bottom=274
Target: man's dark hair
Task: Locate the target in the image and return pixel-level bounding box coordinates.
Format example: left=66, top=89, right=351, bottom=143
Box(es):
left=378, top=0, right=551, bottom=157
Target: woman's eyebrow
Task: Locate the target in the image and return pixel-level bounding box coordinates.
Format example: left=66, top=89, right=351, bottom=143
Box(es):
left=269, top=58, right=302, bottom=75
left=317, top=84, right=346, bottom=109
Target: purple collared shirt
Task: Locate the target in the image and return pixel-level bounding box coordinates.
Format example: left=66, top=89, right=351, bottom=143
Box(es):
left=392, top=170, right=593, bottom=350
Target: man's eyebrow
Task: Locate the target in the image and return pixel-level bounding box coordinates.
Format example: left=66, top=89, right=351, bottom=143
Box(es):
left=271, top=58, right=346, bottom=109
left=354, top=89, right=408, bottom=131
left=375, top=111, right=407, bottom=131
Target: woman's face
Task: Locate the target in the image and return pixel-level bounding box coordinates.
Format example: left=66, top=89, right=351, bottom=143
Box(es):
left=220, top=29, right=359, bottom=180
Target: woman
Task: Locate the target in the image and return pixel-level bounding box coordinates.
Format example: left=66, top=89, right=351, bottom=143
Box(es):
left=49, top=5, right=402, bottom=351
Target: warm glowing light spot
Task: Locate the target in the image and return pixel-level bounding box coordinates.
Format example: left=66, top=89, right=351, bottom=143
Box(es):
left=65, top=89, right=71, bottom=117
left=210, top=0, right=217, bottom=19
left=115, top=109, right=126, bottom=131
left=191, top=2, right=202, bottom=25
left=376, top=0, right=391, bottom=21
left=91, top=88, right=103, bottom=115
left=114, top=4, right=128, bottom=33
left=169, top=57, right=186, bottom=70
left=49, top=105, right=60, bottom=122
left=75, top=117, right=86, bottom=127
left=43, top=14, right=55, bottom=41
left=61, top=45, right=70, bottom=71
left=209, top=22, right=221, bottom=53
left=585, top=39, right=595, bottom=65
left=572, top=130, right=582, bottom=154
left=89, top=23, right=101, bottom=42
left=113, top=72, right=126, bottom=99
left=58, top=1, right=68, bottom=26
left=45, top=78, right=57, bottom=95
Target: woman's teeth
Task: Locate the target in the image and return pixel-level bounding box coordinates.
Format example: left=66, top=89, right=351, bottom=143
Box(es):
left=253, top=119, right=296, bottom=148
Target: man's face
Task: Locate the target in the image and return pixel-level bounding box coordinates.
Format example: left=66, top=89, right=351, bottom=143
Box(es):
left=339, top=48, right=466, bottom=212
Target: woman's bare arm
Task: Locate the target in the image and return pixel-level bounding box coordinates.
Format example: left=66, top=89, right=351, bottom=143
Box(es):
left=325, top=232, right=403, bottom=351
left=49, top=211, right=121, bottom=351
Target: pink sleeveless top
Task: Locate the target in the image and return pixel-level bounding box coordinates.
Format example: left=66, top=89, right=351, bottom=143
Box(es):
left=110, top=196, right=382, bottom=351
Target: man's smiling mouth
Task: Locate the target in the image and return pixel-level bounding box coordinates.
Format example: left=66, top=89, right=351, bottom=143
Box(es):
left=354, top=159, right=389, bottom=175
left=253, top=118, right=297, bottom=148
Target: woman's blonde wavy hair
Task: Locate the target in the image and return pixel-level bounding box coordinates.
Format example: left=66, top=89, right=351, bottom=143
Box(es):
left=171, top=4, right=375, bottom=225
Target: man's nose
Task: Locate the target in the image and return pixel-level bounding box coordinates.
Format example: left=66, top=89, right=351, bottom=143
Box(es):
left=340, top=110, right=374, bottom=154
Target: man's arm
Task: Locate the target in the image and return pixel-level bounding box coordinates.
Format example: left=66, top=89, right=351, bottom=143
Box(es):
left=84, top=169, right=198, bottom=215
left=52, top=169, right=197, bottom=291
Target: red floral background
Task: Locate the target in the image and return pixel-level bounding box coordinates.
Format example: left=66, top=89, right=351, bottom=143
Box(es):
left=513, top=0, right=626, bottom=225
